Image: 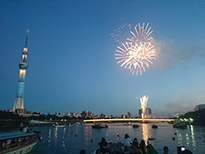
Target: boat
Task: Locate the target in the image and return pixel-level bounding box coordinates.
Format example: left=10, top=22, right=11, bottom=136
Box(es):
left=152, top=124, right=158, bottom=129
left=132, top=124, right=140, bottom=128
left=173, top=122, right=187, bottom=129
left=53, top=122, right=66, bottom=127
left=0, top=129, right=42, bottom=154
left=91, top=124, right=108, bottom=129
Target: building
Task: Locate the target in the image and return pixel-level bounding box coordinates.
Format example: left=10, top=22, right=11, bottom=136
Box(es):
left=194, top=104, right=205, bottom=111
left=81, top=110, right=95, bottom=118
left=139, top=108, right=152, bottom=118
left=13, top=30, right=29, bottom=114
left=127, top=111, right=131, bottom=118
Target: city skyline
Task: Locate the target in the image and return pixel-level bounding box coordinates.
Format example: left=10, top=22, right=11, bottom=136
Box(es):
left=1, top=1, right=205, bottom=117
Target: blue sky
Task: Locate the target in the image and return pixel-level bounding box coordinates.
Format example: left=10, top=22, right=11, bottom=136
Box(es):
left=1, top=0, right=205, bottom=117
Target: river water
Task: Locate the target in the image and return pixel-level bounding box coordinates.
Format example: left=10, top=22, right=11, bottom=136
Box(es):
left=28, top=123, right=205, bottom=154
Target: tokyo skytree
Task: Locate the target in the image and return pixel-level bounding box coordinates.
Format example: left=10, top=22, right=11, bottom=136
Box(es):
left=13, top=30, right=29, bottom=112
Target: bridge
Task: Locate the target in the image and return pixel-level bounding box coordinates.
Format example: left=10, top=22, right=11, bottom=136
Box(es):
left=83, top=118, right=176, bottom=123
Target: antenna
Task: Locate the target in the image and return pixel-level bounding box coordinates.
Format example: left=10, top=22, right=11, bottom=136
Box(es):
left=25, top=30, right=29, bottom=47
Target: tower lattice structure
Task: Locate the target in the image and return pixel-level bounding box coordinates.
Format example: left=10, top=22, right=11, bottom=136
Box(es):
left=13, top=30, right=29, bottom=113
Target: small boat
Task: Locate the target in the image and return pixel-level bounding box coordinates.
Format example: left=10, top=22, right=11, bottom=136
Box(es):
left=173, top=122, right=187, bottom=129
left=92, top=124, right=108, bottom=129
left=0, top=129, right=42, bottom=154
left=53, top=122, right=66, bottom=127
left=132, top=124, right=140, bottom=128
left=152, top=124, right=158, bottom=129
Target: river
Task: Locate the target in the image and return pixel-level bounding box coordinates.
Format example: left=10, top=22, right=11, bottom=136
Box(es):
left=28, top=123, right=205, bottom=154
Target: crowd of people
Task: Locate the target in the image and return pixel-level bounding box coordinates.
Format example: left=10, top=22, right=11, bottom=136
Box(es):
left=123, top=133, right=146, bottom=154
left=94, top=134, right=147, bottom=154
left=80, top=133, right=193, bottom=154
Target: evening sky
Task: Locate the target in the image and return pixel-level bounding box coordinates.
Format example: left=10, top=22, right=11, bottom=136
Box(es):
left=0, top=0, right=205, bottom=117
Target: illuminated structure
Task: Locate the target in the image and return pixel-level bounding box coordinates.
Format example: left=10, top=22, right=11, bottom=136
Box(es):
left=140, top=95, right=148, bottom=118
left=139, top=108, right=152, bottom=118
left=13, top=30, right=29, bottom=113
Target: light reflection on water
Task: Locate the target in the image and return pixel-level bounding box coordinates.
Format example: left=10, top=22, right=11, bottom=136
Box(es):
left=29, top=123, right=205, bottom=154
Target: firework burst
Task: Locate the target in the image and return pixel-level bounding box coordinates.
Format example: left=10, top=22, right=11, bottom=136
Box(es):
left=113, top=22, right=156, bottom=75
left=128, top=23, right=153, bottom=45
left=140, top=95, right=149, bottom=119
left=115, top=41, right=156, bottom=75
left=111, top=23, right=132, bottom=45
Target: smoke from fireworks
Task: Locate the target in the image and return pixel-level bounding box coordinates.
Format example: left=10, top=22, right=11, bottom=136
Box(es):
left=113, top=23, right=157, bottom=75
left=140, top=95, right=148, bottom=118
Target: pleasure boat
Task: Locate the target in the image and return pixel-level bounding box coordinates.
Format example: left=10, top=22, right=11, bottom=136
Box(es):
left=0, top=130, right=42, bottom=154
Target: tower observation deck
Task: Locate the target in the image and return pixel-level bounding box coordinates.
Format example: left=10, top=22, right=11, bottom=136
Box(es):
left=13, top=30, right=29, bottom=113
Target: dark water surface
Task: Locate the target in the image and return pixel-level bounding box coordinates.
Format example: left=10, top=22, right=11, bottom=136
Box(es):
left=27, top=123, right=205, bottom=154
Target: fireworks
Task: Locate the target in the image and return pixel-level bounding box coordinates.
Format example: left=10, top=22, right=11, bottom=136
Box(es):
left=128, top=23, right=153, bottom=45
left=113, top=22, right=156, bottom=75
left=115, top=41, right=156, bottom=75
left=140, top=95, right=149, bottom=118
left=111, top=23, right=132, bottom=45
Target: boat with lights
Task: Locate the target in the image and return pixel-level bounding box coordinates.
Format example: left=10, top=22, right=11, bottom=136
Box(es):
left=0, top=129, right=42, bottom=154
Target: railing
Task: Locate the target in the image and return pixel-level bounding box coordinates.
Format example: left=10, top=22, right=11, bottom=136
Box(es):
left=83, top=118, right=177, bottom=123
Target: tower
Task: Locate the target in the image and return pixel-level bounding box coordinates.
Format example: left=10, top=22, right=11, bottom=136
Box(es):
left=13, top=30, right=29, bottom=113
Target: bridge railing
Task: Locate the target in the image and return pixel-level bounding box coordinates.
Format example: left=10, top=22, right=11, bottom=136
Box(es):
left=83, top=118, right=177, bottom=123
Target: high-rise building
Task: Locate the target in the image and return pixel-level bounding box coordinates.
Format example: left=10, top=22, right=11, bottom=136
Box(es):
left=127, top=111, right=131, bottom=118
left=13, top=30, right=29, bottom=113
left=139, top=108, right=152, bottom=118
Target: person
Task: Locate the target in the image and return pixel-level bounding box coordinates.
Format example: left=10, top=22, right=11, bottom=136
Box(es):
left=139, top=140, right=146, bottom=154
left=123, top=134, right=132, bottom=147
left=163, top=146, right=169, bottom=154
left=22, top=125, right=28, bottom=133
left=98, top=137, right=109, bottom=154
left=123, top=134, right=134, bottom=153
left=132, top=138, right=138, bottom=144
left=80, top=150, right=86, bottom=154
left=131, top=138, right=142, bottom=154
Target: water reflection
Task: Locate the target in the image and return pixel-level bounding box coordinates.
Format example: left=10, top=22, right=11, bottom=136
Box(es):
left=176, top=125, right=197, bottom=152
left=141, top=124, right=149, bottom=142
left=54, top=127, right=58, bottom=139
left=31, top=123, right=205, bottom=154
left=83, top=124, right=92, bottom=145
left=48, top=128, right=51, bottom=146
left=190, top=125, right=196, bottom=149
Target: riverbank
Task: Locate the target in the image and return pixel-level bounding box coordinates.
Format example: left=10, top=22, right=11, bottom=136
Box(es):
left=0, top=118, right=82, bottom=128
